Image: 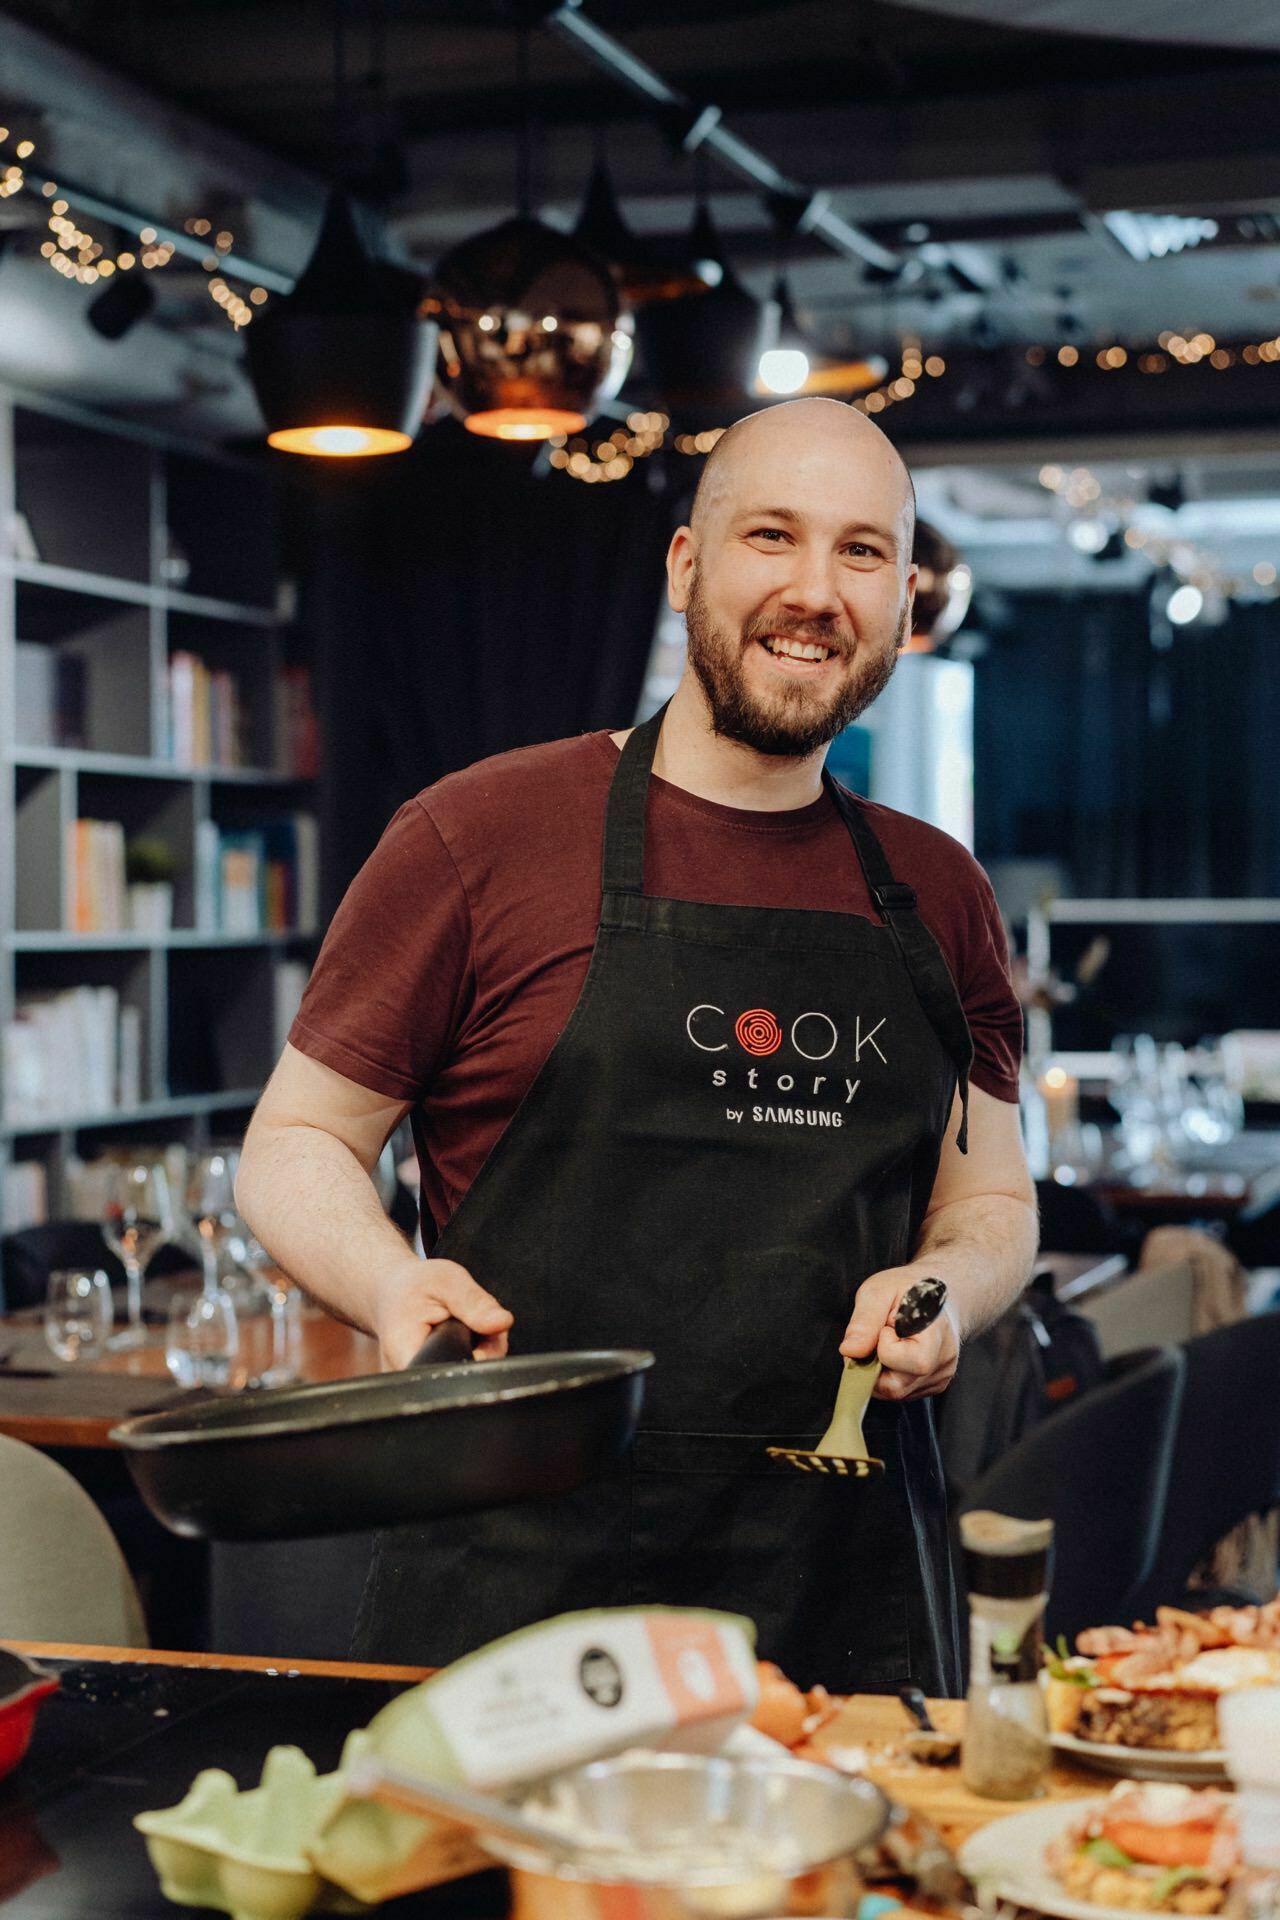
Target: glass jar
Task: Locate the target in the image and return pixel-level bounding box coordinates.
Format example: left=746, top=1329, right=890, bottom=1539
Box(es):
left=959, top=1509, right=1053, bottom=1800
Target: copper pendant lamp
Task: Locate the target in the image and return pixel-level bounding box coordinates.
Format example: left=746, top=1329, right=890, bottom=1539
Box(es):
left=246, top=190, right=436, bottom=457
left=429, top=215, right=631, bottom=442
left=428, top=18, right=631, bottom=443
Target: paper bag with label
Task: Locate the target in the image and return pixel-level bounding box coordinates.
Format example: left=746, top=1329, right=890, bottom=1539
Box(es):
left=312, top=1606, right=758, bottom=1903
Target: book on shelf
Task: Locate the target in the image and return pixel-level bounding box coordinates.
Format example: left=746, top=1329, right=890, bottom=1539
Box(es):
left=2, top=1158, right=48, bottom=1230
left=64, top=818, right=127, bottom=933
left=2, top=984, right=125, bottom=1127
left=273, top=664, right=320, bottom=778
left=15, top=642, right=88, bottom=750
left=167, top=651, right=245, bottom=769
left=194, top=813, right=319, bottom=936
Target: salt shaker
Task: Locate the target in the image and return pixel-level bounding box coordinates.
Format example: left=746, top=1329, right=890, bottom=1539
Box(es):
left=959, top=1509, right=1054, bottom=1800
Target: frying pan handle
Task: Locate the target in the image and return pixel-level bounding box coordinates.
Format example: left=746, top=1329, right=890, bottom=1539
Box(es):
left=410, top=1317, right=477, bottom=1367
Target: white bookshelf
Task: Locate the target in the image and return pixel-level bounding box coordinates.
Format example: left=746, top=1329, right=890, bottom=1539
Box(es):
left=0, top=391, right=319, bottom=1228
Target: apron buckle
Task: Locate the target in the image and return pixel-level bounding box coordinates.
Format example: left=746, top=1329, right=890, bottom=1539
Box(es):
left=871, top=880, right=919, bottom=914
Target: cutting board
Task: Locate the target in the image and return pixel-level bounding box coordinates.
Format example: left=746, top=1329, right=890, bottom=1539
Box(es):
left=809, top=1694, right=1103, bottom=1848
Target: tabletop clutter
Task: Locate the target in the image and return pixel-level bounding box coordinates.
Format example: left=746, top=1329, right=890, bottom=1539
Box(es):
left=5, top=1522, right=1277, bottom=1920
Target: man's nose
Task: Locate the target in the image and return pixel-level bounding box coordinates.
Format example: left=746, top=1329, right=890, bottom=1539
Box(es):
left=778, top=550, right=843, bottom=621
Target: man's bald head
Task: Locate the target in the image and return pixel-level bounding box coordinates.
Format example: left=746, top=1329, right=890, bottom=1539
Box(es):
left=689, top=397, right=916, bottom=548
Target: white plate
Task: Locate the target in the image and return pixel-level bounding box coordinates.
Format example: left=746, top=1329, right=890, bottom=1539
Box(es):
left=959, top=1796, right=1134, bottom=1920
left=1052, top=1730, right=1228, bottom=1784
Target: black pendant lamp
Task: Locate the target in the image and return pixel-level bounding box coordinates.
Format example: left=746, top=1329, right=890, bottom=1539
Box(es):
left=632, top=201, right=765, bottom=431
left=574, top=157, right=708, bottom=308
left=246, top=190, right=436, bottom=457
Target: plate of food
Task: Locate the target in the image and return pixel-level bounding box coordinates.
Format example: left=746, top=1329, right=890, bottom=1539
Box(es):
left=1044, top=1599, right=1280, bottom=1783
left=959, top=1780, right=1241, bottom=1920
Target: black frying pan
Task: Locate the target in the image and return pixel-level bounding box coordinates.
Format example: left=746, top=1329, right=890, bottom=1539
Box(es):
left=109, top=1318, right=653, bottom=1541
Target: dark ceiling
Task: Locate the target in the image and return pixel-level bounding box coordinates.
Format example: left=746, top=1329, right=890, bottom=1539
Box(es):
left=5, top=0, right=1280, bottom=446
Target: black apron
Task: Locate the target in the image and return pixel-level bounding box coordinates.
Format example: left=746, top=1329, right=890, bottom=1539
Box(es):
left=354, top=707, right=974, bottom=1693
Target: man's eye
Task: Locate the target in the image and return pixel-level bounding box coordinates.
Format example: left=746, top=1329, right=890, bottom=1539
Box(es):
left=748, top=527, right=788, bottom=542
left=845, top=543, right=883, bottom=561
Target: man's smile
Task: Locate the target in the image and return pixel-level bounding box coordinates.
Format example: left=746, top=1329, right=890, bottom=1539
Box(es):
left=755, top=632, right=842, bottom=674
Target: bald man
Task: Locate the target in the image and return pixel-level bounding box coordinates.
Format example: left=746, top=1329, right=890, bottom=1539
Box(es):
left=238, top=398, right=1036, bottom=1692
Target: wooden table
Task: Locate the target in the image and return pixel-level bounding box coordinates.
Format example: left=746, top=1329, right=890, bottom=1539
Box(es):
left=0, top=1302, right=380, bottom=1448
left=1091, top=1128, right=1280, bottom=1225
left=8, top=1640, right=1104, bottom=1862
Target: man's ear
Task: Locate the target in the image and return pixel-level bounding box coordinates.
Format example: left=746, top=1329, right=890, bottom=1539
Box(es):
left=900, top=563, right=919, bottom=649
left=666, top=524, right=696, bottom=612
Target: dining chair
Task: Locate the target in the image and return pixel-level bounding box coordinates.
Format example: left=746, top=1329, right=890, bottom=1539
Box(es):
left=0, top=1221, right=125, bottom=1312
left=1126, top=1308, right=1280, bottom=1617
left=956, top=1345, right=1185, bottom=1645
left=0, top=1433, right=148, bottom=1646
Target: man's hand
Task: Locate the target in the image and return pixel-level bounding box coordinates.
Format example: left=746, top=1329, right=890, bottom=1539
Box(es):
left=374, top=1256, right=513, bottom=1370
left=840, top=1263, right=961, bottom=1400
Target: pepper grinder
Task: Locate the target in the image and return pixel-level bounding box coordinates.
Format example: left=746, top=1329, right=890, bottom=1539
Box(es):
left=959, top=1509, right=1054, bottom=1800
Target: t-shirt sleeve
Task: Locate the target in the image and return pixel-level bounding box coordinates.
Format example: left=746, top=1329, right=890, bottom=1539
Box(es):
left=289, top=797, right=474, bottom=1102
left=956, top=865, right=1023, bottom=1104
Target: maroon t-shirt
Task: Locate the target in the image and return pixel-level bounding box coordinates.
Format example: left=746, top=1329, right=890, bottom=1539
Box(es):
left=291, top=731, right=1023, bottom=1234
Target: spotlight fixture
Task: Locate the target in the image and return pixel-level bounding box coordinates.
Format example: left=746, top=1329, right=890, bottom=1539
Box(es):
left=429, top=216, right=631, bottom=442
left=752, top=274, right=887, bottom=401
left=755, top=275, right=812, bottom=396
left=245, top=191, right=434, bottom=457
left=85, top=272, right=155, bottom=340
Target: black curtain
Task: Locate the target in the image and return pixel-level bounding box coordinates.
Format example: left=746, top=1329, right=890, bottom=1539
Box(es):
left=297, top=421, right=678, bottom=911
left=973, top=590, right=1280, bottom=897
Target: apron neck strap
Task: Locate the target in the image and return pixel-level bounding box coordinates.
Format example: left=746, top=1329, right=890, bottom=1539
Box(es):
left=824, top=773, right=974, bottom=1153
left=602, top=704, right=666, bottom=896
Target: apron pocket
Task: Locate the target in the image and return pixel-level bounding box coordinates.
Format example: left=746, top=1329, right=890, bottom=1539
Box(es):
left=626, top=1428, right=914, bottom=1691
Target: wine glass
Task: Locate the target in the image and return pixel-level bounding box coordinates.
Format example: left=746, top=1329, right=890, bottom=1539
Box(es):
left=184, top=1150, right=241, bottom=1299
left=233, top=1230, right=302, bottom=1387
left=44, top=1268, right=113, bottom=1364
left=102, top=1158, right=174, bottom=1350
left=165, top=1286, right=239, bottom=1388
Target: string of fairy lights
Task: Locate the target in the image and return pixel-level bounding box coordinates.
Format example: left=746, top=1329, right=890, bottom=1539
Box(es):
left=548, top=343, right=947, bottom=482
left=8, top=123, right=1280, bottom=477
left=0, top=124, right=269, bottom=330
left=1037, top=461, right=1280, bottom=603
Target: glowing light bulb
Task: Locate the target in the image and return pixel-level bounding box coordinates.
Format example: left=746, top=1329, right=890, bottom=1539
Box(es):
left=266, top=424, right=413, bottom=457
left=1166, top=584, right=1203, bottom=625
left=756, top=347, right=810, bottom=396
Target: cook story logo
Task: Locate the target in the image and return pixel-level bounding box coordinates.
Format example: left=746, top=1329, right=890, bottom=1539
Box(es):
left=685, top=1001, right=888, bottom=1130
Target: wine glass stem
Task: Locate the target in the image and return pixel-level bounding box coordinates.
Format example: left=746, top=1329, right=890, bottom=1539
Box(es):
left=271, top=1292, right=287, bottom=1370
left=201, top=1242, right=219, bottom=1300
left=125, top=1259, right=144, bottom=1331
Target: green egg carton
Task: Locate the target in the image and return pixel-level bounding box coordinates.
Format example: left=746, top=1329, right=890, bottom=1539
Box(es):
left=134, top=1737, right=372, bottom=1920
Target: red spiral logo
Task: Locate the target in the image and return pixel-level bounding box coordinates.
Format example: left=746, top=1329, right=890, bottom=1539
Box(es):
left=735, top=1008, right=783, bottom=1056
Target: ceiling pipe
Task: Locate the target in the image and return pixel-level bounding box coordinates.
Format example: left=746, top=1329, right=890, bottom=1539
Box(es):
left=545, top=0, right=901, bottom=274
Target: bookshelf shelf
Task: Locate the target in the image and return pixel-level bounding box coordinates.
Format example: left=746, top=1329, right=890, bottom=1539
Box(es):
left=3, top=1088, right=263, bottom=1140
left=7, top=931, right=308, bottom=951
left=8, top=746, right=308, bottom=786
left=2, top=559, right=285, bottom=629
left=0, top=393, right=321, bottom=1233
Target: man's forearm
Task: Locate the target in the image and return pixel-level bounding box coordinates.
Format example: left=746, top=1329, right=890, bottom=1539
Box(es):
left=235, top=1119, right=417, bottom=1338
left=911, top=1192, right=1039, bottom=1339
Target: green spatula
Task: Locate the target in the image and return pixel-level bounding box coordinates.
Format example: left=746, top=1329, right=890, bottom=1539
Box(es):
left=767, top=1278, right=948, bottom=1477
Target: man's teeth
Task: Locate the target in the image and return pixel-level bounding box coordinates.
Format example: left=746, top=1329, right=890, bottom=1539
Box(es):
left=763, top=636, right=833, bottom=661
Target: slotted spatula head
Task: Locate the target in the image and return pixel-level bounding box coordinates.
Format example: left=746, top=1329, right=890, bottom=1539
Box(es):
left=766, top=1277, right=948, bottom=1476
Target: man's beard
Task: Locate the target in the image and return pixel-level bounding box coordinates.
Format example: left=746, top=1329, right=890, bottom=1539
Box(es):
left=684, top=572, right=907, bottom=758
